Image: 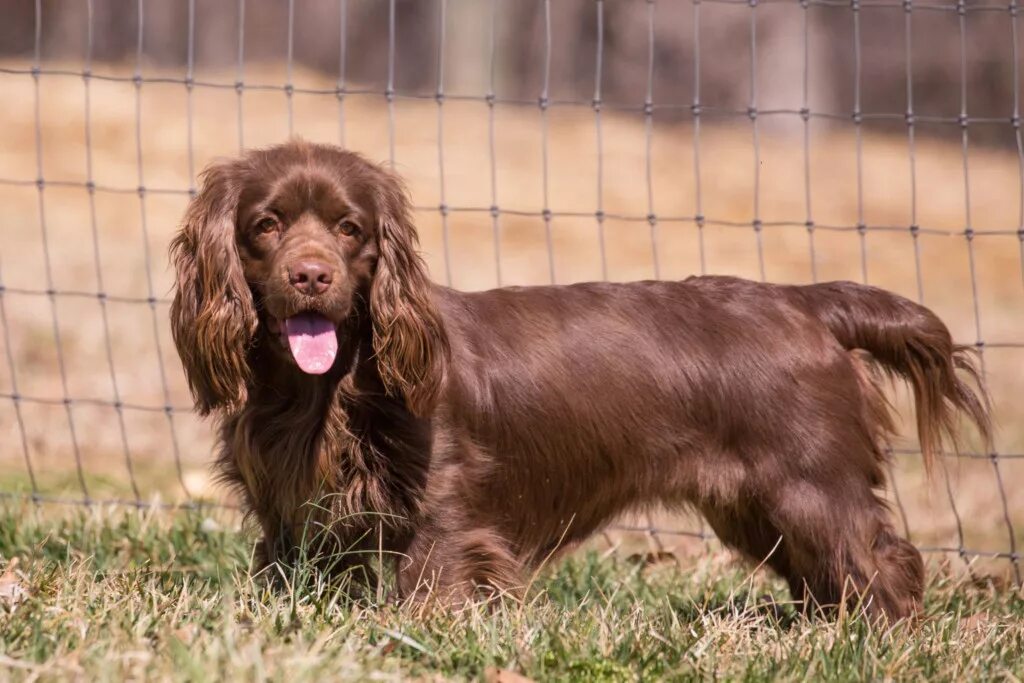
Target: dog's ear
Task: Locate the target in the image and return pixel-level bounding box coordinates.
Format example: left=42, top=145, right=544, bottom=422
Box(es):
left=369, top=172, right=449, bottom=416
left=170, top=159, right=256, bottom=415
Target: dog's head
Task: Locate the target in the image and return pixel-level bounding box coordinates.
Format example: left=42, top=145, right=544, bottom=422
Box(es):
left=170, top=141, right=447, bottom=416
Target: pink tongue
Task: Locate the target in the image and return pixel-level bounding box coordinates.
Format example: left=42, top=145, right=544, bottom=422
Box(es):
left=282, top=313, right=338, bottom=375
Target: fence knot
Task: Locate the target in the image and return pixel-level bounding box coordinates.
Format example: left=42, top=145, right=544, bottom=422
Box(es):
left=747, top=106, right=758, bottom=121
left=646, top=213, right=657, bottom=225
left=852, top=111, right=863, bottom=125
left=752, top=219, right=763, bottom=232
left=435, top=91, right=445, bottom=104
left=592, top=98, right=602, bottom=112
left=905, top=111, right=915, bottom=127
left=695, top=214, right=705, bottom=227
left=542, top=208, right=552, bottom=221
left=805, top=220, right=815, bottom=231
left=595, top=210, right=605, bottom=221
left=800, top=107, right=810, bottom=121
left=643, top=101, right=654, bottom=116
left=438, top=203, right=449, bottom=217
left=1012, top=115, right=1021, bottom=129
left=485, top=93, right=496, bottom=106
left=283, top=83, right=294, bottom=96
left=909, top=224, right=920, bottom=236
left=489, top=205, right=500, bottom=218
left=691, top=103, right=702, bottom=117
left=958, top=114, right=969, bottom=129
left=964, top=227, right=975, bottom=240
left=234, top=80, right=244, bottom=93
left=538, top=96, right=550, bottom=111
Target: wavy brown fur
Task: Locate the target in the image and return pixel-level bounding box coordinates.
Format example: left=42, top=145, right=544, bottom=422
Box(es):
left=170, top=141, right=991, bottom=621
left=170, top=162, right=257, bottom=415
left=795, top=281, right=992, bottom=474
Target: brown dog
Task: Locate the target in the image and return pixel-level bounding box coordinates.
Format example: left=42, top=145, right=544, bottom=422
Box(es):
left=170, top=140, right=990, bottom=620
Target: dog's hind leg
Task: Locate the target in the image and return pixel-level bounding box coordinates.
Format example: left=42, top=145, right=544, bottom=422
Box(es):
left=768, top=477, right=924, bottom=621
left=701, top=431, right=923, bottom=620
left=705, top=475, right=922, bottom=621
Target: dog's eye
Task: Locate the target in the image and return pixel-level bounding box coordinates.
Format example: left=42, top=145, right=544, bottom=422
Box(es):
left=255, top=217, right=278, bottom=234
left=338, top=220, right=360, bottom=237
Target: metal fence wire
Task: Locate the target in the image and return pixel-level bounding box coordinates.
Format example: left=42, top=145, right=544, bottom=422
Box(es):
left=0, top=0, right=1022, bottom=585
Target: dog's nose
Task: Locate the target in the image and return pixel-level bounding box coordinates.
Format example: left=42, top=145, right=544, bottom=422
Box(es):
left=288, top=261, right=334, bottom=296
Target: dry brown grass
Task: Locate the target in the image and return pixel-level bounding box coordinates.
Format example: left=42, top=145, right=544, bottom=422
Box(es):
left=0, top=60, right=1022, bottom=579
left=3, top=505, right=1022, bottom=681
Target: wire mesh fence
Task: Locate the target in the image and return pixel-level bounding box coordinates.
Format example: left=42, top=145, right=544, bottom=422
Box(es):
left=0, top=0, right=1022, bottom=584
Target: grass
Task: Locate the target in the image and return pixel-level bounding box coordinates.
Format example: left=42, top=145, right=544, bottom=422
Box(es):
left=1, top=505, right=1022, bottom=681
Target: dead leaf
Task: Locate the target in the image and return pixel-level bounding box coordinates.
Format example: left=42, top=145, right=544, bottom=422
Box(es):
left=0, top=558, right=30, bottom=610
left=626, top=551, right=679, bottom=568
left=171, top=624, right=199, bottom=644
left=483, top=666, right=536, bottom=683
left=960, top=612, right=992, bottom=633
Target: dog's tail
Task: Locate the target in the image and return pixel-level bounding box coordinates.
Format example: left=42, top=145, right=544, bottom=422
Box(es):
left=796, top=281, right=991, bottom=474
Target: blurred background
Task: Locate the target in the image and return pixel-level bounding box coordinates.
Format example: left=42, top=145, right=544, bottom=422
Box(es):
left=0, top=0, right=1022, bottom=580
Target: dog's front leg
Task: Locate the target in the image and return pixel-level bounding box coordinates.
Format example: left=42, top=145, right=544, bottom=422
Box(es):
left=395, top=519, right=524, bottom=607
